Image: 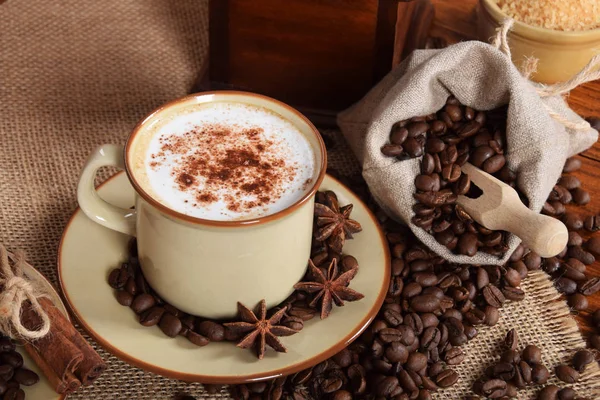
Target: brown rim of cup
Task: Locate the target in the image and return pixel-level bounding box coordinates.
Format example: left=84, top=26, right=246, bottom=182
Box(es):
left=124, top=90, right=328, bottom=227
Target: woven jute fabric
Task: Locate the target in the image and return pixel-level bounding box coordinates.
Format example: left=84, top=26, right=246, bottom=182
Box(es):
left=0, top=1, right=598, bottom=399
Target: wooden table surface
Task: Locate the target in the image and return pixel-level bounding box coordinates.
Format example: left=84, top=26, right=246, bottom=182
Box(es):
left=430, top=0, right=600, bottom=338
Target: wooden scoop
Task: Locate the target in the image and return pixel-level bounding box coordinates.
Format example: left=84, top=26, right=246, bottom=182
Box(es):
left=457, top=163, right=568, bottom=258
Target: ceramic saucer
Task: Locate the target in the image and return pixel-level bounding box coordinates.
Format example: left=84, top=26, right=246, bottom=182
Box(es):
left=19, top=263, right=68, bottom=400
left=58, top=172, right=390, bottom=384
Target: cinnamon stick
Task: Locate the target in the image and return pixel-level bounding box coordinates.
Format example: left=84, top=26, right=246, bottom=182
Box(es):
left=39, top=298, right=106, bottom=385
left=20, top=297, right=106, bottom=394
left=22, top=331, right=83, bottom=394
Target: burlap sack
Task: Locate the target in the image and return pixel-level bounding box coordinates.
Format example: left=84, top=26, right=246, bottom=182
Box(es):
left=338, top=41, right=599, bottom=265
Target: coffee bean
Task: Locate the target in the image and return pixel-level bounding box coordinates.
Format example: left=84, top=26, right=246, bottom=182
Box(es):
left=426, top=137, right=446, bottom=153
left=12, top=368, right=38, bottom=386
left=469, top=146, right=494, bottom=169
left=482, top=285, right=505, bottom=308
left=108, top=268, right=128, bottom=289
left=555, top=364, right=579, bottom=384
left=584, top=215, right=600, bottom=232
left=116, top=290, right=134, bottom=307
left=443, top=347, right=465, bottom=365
left=518, top=360, right=532, bottom=383
left=563, top=157, right=581, bottom=172
left=537, top=385, right=560, bottom=400
left=558, top=175, right=580, bottom=189
left=139, top=306, right=165, bottom=327
left=186, top=331, right=210, bottom=346
left=482, top=154, right=506, bottom=174
left=197, top=321, right=225, bottom=342
left=322, top=377, right=344, bottom=394
left=341, top=255, right=358, bottom=272
left=409, top=295, right=440, bottom=313
left=0, top=353, right=22, bottom=369
left=159, top=313, right=182, bottom=337
left=587, top=236, right=600, bottom=257
left=502, top=286, right=525, bottom=301
left=523, top=345, right=542, bottom=365
left=572, top=349, right=594, bottom=373
left=406, top=352, right=428, bottom=371
left=457, top=233, right=478, bottom=256
left=331, top=390, right=353, bottom=400
left=531, top=364, right=549, bottom=384
left=555, top=277, right=577, bottom=295
left=378, top=328, right=402, bottom=344
left=415, top=175, right=438, bottom=192
left=524, top=251, right=542, bottom=270
left=572, top=188, right=590, bottom=205
left=562, top=212, right=584, bottom=231
left=482, top=379, right=506, bottom=398
left=131, top=293, right=156, bottom=314
left=381, top=144, right=404, bottom=157
left=457, top=121, right=481, bottom=138
left=407, top=121, right=429, bottom=137
left=404, top=138, right=424, bottom=158
left=390, top=125, right=409, bottom=145
left=441, top=164, right=461, bottom=182
left=398, top=369, right=417, bottom=392
left=568, top=246, right=595, bottom=265
left=3, top=388, right=24, bottom=400
left=454, top=173, right=471, bottom=195
left=504, top=328, right=518, bottom=350
left=435, top=369, right=458, bottom=388
left=568, top=293, right=588, bottom=311
left=500, top=349, right=521, bottom=364
left=444, top=105, right=462, bottom=122
left=484, top=306, right=499, bottom=326
left=557, top=387, right=577, bottom=400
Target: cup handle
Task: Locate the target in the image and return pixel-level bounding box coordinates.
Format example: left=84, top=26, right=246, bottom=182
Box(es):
left=77, top=144, right=137, bottom=236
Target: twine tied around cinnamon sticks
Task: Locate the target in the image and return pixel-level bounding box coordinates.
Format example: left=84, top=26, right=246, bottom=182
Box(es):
left=0, top=244, right=50, bottom=340
left=493, top=18, right=600, bottom=131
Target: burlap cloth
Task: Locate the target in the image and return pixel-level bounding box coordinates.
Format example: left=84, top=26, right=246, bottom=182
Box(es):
left=0, top=1, right=598, bottom=398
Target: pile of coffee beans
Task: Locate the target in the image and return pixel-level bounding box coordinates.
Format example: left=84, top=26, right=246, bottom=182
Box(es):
left=470, top=329, right=595, bottom=399
left=107, top=191, right=363, bottom=357
left=108, top=238, right=343, bottom=349
left=224, top=156, right=600, bottom=399
left=471, top=329, right=552, bottom=398
left=381, top=97, right=515, bottom=257
left=0, top=334, right=40, bottom=400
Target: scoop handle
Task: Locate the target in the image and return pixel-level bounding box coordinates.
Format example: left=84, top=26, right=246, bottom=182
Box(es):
left=498, top=201, right=568, bottom=258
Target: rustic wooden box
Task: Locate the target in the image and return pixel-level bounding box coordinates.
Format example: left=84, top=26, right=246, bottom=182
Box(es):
left=201, top=0, right=433, bottom=125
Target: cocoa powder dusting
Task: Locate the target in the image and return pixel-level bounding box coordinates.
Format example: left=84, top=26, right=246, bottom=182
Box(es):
left=150, top=123, right=299, bottom=215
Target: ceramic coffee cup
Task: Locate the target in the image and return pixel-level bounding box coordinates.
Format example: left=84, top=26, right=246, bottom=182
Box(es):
left=77, top=91, right=326, bottom=319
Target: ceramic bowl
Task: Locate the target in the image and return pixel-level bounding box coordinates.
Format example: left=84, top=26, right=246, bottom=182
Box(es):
left=478, top=0, right=600, bottom=83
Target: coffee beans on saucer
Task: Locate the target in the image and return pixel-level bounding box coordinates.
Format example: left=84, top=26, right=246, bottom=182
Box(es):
left=107, top=190, right=364, bottom=359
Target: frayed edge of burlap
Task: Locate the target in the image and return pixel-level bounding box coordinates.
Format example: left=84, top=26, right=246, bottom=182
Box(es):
left=524, top=270, right=600, bottom=397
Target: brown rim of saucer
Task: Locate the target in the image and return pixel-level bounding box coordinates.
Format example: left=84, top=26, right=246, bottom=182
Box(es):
left=123, top=90, right=328, bottom=227
left=57, top=172, right=391, bottom=384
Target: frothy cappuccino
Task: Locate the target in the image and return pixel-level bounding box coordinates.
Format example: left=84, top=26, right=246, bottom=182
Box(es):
left=130, top=101, right=317, bottom=221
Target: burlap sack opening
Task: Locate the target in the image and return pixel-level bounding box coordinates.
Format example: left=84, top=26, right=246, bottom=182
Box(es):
left=338, top=41, right=598, bottom=266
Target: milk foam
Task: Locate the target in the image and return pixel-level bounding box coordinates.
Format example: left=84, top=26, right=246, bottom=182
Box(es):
left=136, top=102, right=316, bottom=221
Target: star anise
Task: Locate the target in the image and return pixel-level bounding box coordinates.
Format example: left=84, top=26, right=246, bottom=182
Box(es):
left=224, top=299, right=298, bottom=359
left=294, top=259, right=364, bottom=319
left=314, top=191, right=362, bottom=254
